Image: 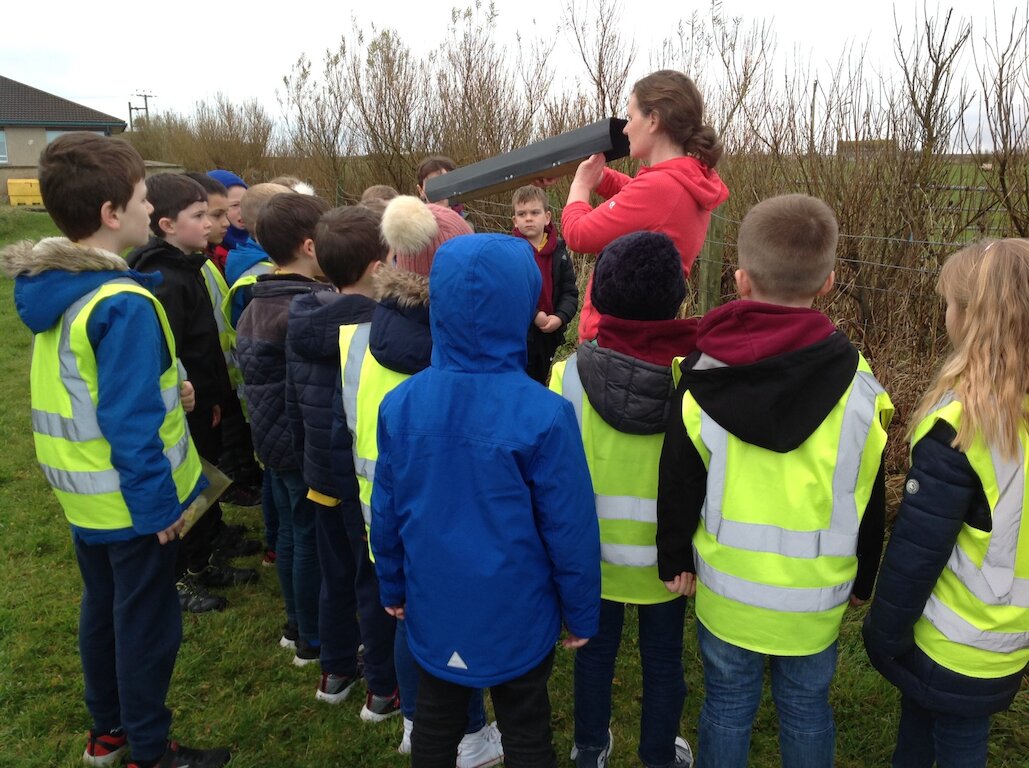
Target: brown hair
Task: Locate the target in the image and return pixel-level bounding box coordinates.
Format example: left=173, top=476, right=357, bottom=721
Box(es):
left=361, top=184, right=399, bottom=204
left=254, top=193, right=330, bottom=266
left=145, top=173, right=207, bottom=237
left=184, top=171, right=227, bottom=197
left=38, top=133, right=146, bottom=241
left=315, top=206, right=389, bottom=288
left=416, top=155, right=456, bottom=187
left=511, top=185, right=550, bottom=212
left=737, top=194, right=838, bottom=301
left=632, top=70, right=723, bottom=168
left=239, top=183, right=292, bottom=233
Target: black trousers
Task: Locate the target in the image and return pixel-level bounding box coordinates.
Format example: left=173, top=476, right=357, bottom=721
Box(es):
left=412, top=648, right=557, bottom=768
left=177, top=405, right=225, bottom=575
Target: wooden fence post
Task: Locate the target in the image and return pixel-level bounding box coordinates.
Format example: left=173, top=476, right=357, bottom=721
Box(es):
left=698, top=206, right=726, bottom=315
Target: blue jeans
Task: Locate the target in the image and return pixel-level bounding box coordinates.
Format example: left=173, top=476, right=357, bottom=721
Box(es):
left=75, top=534, right=182, bottom=763
left=574, top=598, right=687, bottom=767
left=395, top=619, right=485, bottom=732
left=268, top=468, right=321, bottom=644
left=260, top=471, right=278, bottom=552
left=697, top=622, right=837, bottom=768
left=892, top=695, right=991, bottom=768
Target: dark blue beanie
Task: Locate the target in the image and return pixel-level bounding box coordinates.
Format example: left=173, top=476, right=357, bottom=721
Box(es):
left=592, top=231, right=686, bottom=321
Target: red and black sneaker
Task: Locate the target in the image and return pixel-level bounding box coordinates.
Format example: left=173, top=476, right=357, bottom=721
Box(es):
left=125, top=740, right=231, bottom=768
left=83, top=727, right=128, bottom=766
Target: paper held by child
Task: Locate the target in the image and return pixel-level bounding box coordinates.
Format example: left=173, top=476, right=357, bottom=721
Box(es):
left=180, top=459, right=232, bottom=537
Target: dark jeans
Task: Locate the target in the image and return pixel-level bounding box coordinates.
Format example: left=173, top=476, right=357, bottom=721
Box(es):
left=697, top=622, right=837, bottom=768
left=412, top=649, right=557, bottom=768
left=75, top=533, right=182, bottom=763
left=314, top=500, right=397, bottom=694
left=574, top=598, right=687, bottom=767
left=217, top=391, right=261, bottom=486
left=268, top=467, right=320, bottom=642
left=892, top=695, right=991, bottom=768
left=394, top=619, right=486, bottom=730
left=179, top=406, right=225, bottom=575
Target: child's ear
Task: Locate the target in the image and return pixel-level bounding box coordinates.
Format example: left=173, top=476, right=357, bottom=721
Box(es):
left=158, top=216, right=176, bottom=236
left=100, top=200, right=122, bottom=231
left=816, top=270, right=835, bottom=296
left=301, top=237, right=316, bottom=260
left=734, top=268, right=752, bottom=298
left=544, top=210, right=553, bottom=225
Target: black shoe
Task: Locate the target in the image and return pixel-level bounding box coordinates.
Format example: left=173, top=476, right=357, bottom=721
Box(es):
left=212, top=531, right=262, bottom=560
left=177, top=576, right=227, bottom=613
left=293, top=638, right=320, bottom=667
left=125, top=740, right=231, bottom=767
left=192, top=561, right=258, bottom=588
left=279, top=623, right=298, bottom=650
left=220, top=484, right=261, bottom=507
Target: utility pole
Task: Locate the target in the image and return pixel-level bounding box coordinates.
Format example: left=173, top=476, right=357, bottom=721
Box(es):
left=132, top=92, right=156, bottom=122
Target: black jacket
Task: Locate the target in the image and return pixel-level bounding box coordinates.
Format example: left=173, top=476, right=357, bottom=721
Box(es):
left=523, top=231, right=578, bottom=361
left=863, top=420, right=1026, bottom=717
left=126, top=237, right=231, bottom=410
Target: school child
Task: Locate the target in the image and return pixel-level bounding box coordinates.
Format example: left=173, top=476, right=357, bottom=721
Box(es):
left=863, top=239, right=1029, bottom=768
left=510, top=185, right=578, bottom=384
left=206, top=169, right=249, bottom=251
left=371, top=231, right=600, bottom=768
left=127, top=174, right=260, bottom=615
left=337, top=196, right=506, bottom=766
left=550, top=231, right=696, bottom=768
left=284, top=205, right=398, bottom=709
left=184, top=172, right=261, bottom=508
left=1, top=133, right=230, bottom=767
left=236, top=192, right=332, bottom=666
left=656, top=194, right=893, bottom=768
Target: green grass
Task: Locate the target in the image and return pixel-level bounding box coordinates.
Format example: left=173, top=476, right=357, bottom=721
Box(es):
left=0, top=206, right=60, bottom=245
left=0, top=209, right=1025, bottom=766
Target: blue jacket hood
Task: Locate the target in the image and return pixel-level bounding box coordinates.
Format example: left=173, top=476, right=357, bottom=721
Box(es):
left=429, top=234, right=540, bottom=373
left=1, top=238, right=163, bottom=334
left=225, top=237, right=271, bottom=285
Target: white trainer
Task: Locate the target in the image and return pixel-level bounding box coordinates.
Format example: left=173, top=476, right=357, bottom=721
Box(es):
left=397, top=717, right=414, bottom=755
left=456, top=721, right=504, bottom=768
left=673, top=736, right=694, bottom=768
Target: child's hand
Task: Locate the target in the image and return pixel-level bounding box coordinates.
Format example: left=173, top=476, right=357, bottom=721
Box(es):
left=539, top=314, right=562, bottom=333
left=664, top=572, right=696, bottom=597
left=561, top=632, right=589, bottom=649
left=534, top=310, right=548, bottom=329
left=385, top=605, right=406, bottom=620
left=156, top=514, right=185, bottom=545
left=179, top=381, right=196, bottom=413
left=533, top=177, right=560, bottom=188
left=849, top=595, right=867, bottom=608
left=211, top=404, right=222, bottom=428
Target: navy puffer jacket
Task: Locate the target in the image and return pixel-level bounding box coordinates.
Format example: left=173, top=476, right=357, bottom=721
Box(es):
left=863, top=420, right=1026, bottom=717
left=237, top=274, right=332, bottom=470
left=286, top=291, right=376, bottom=497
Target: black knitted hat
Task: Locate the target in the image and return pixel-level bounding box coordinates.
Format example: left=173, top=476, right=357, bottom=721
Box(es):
left=591, top=231, right=686, bottom=321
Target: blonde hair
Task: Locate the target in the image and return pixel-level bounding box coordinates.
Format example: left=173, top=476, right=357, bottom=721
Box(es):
left=239, top=183, right=292, bottom=232
left=909, top=238, right=1029, bottom=459
left=512, top=185, right=549, bottom=212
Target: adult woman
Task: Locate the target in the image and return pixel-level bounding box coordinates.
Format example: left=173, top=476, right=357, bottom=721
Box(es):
left=562, top=70, right=729, bottom=341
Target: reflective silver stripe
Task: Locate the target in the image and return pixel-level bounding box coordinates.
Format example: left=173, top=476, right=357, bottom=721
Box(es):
left=943, top=439, right=1028, bottom=608
left=31, top=409, right=101, bottom=441
left=241, top=262, right=272, bottom=279
left=923, top=594, right=1029, bottom=653
left=361, top=500, right=372, bottom=527
left=560, top=354, right=584, bottom=430
left=596, top=495, right=656, bottom=525
left=601, top=542, right=657, bottom=568
left=341, top=324, right=371, bottom=437
left=41, top=464, right=121, bottom=494
left=699, top=370, right=882, bottom=559
left=354, top=456, right=377, bottom=486
left=696, top=552, right=852, bottom=613
left=164, top=430, right=191, bottom=468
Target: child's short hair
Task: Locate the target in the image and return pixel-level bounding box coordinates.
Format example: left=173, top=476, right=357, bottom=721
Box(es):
left=38, top=133, right=146, bottom=241
left=146, top=173, right=207, bottom=238
left=269, top=175, right=316, bottom=196
left=254, top=193, right=331, bottom=266
left=737, top=194, right=838, bottom=301
left=416, top=155, right=456, bottom=187
left=361, top=184, right=399, bottom=204
left=184, top=171, right=227, bottom=197
left=315, top=206, right=388, bottom=289
left=239, top=182, right=292, bottom=234
left=511, top=185, right=550, bottom=212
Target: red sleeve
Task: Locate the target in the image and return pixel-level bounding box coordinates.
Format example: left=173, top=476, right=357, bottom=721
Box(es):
left=596, top=167, right=632, bottom=199
left=561, top=171, right=677, bottom=256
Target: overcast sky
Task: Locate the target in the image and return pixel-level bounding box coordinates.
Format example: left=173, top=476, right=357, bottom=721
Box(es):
left=1, top=1, right=1018, bottom=125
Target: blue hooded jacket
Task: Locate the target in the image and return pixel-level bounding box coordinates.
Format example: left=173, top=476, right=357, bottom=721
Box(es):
left=370, top=233, right=600, bottom=687
left=224, top=236, right=273, bottom=328
left=2, top=238, right=205, bottom=543
left=207, top=169, right=249, bottom=251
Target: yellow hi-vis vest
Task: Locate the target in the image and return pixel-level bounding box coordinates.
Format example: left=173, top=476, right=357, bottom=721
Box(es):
left=200, top=259, right=233, bottom=362
left=912, top=395, right=1029, bottom=678
left=30, top=279, right=203, bottom=530
left=221, top=260, right=273, bottom=413
left=550, top=354, right=676, bottom=604
left=338, top=323, right=410, bottom=533
left=684, top=353, right=893, bottom=655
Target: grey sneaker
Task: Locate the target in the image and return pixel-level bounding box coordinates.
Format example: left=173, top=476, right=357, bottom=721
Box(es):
left=315, top=672, right=360, bottom=704
left=570, top=729, right=612, bottom=768
left=673, top=736, right=694, bottom=768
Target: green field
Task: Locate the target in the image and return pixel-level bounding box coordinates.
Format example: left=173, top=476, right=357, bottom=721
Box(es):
left=0, top=206, right=1024, bottom=767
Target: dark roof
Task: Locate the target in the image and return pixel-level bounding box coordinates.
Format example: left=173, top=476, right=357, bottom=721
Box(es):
left=0, top=76, right=126, bottom=131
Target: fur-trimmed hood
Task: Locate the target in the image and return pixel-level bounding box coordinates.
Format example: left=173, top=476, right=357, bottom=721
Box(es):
left=1, top=237, right=162, bottom=334
left=369, top=266, right=432, bottom=375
